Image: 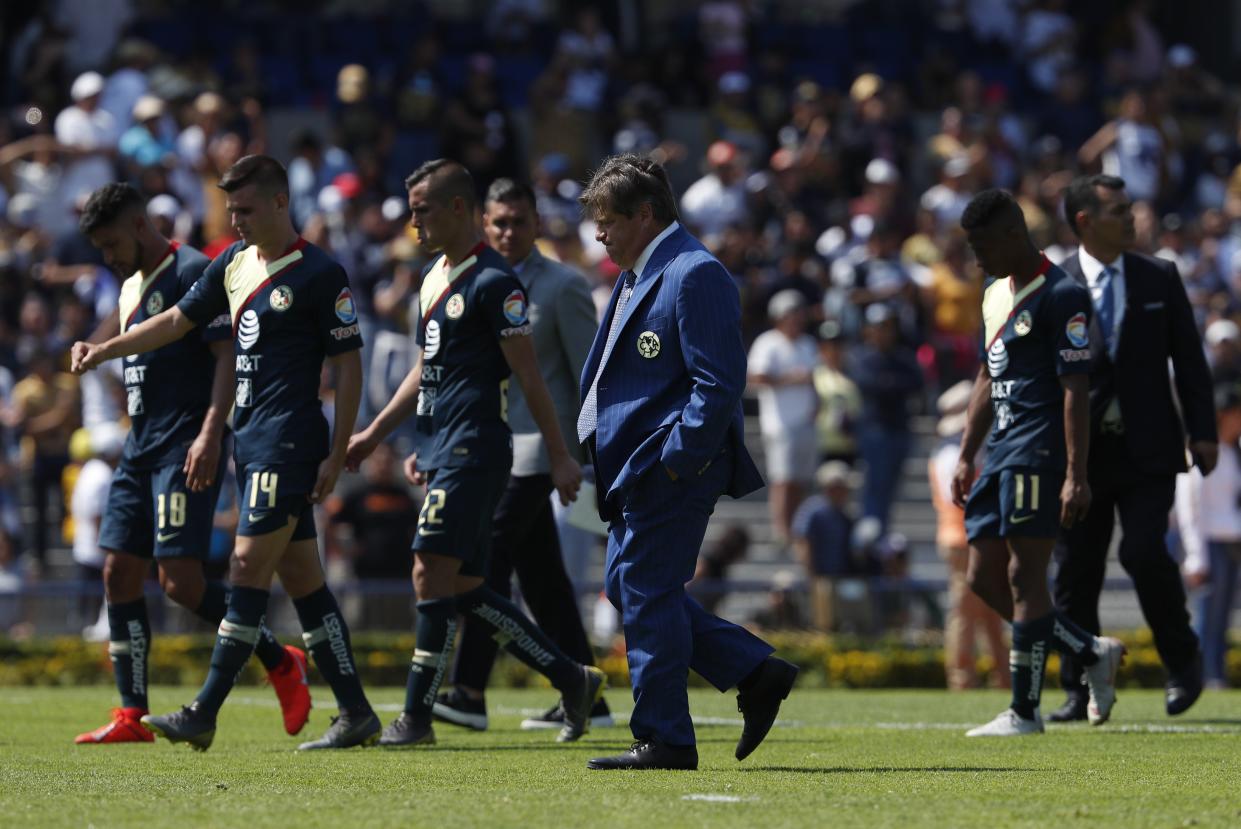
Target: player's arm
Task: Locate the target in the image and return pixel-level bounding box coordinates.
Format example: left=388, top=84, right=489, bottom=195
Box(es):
left=184, top=339, right=234, bottom=492
left=500, top=333, right=582, bottom=505
left=346, top=349, right=423, bottom=471
left=312, top=349, right=362, bottom=503
left=950, top=363, right=993, bottom=508
left=71, top=305, right=196, bottom=373
left=1059, top=372, right=1091, bottom=528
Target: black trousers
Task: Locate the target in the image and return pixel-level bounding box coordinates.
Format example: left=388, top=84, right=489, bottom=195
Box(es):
left=450, top=473, right=595, bottom=690
left=1053, top=435, right=1199, bottom=693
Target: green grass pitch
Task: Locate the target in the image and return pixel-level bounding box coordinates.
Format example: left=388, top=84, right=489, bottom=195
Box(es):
left=3, top=686, right=1239, bottom=828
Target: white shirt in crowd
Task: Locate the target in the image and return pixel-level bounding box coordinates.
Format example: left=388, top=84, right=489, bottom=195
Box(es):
left=747, top=329, right=819, bottom=434
left=1175, top=443, right=1241, bottom=576
left=1102, top=119, right=1164, bottom=204
left=54, top=103, right=116, bottom=220
left=71, top=457, right=114, bottom=569
left=680, top=173, right=748, bottom=239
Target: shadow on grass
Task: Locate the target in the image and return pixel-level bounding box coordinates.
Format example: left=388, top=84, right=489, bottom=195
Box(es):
left=738, top=766, right=1038, bottom=775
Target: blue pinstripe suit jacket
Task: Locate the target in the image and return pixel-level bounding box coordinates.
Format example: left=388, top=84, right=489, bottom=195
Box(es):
left=581, top=225, right=764, bottom=518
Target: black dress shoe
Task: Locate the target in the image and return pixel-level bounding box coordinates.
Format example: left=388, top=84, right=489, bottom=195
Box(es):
left=1047, top=694, right=1088, bottom=723
left=587, top=740, right=698, bottom=771
left=735, top=656, right=800, bottom=761
left=1166, top=653, right=1204, bottom=716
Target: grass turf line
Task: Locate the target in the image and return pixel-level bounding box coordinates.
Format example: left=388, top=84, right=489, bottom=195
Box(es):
left=2, top=687, right=1239, bottom=829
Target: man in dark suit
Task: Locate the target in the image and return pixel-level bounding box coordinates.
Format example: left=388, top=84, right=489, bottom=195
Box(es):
left=576, top=154, right=797, bottom=770
left=1050, top=174, right=1217, bottom=721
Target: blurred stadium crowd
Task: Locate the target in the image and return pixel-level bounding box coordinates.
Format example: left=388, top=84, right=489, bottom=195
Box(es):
left=0, top=0, right=1238, bottom=640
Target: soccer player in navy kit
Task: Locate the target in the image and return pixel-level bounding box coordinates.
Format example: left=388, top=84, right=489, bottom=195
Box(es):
left=951, top=190, right=1125, bottom=736
left=73, top=183, right=311, bottom=745
left=72, top=157, right=379, bottom=751
left=346, top=159, right=605, bottom=747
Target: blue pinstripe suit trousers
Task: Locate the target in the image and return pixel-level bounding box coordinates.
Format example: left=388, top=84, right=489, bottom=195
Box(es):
left=604, top=449, right=774, bottom=747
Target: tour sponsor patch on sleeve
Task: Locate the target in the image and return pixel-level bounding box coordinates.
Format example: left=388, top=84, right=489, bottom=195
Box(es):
left=502, top=289, right=528, bottom=326
left=1065, top=312, right=1089, bottom=348
left=330, top=323, right=360, bottom=340
left=335, top=288, right=358, bottom=324
left=1059, top=348, right=1091, bottom=362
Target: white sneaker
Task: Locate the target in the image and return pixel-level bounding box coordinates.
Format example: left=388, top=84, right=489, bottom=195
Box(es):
left=966, top=708, right=1044, bottom=737
left=1085, top=636, right=1127, bottom=725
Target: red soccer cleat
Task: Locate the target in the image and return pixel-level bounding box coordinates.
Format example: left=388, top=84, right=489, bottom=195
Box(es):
left=267, top=645, right=312, bottom=735
left=74, top=708, right=154, bottom=744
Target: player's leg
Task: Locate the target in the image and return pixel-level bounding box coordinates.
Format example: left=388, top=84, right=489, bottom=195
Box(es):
left=505, top=476, right=612, bottom=731
left=148, top=462, right=308, bottom=732
left=276, top=532, right=380, bottom=750
left=962, top=470, right=1012, bottom=619
left=76, top=465, right=155, bottom=744
left=450, top=467, right=603, bottom=742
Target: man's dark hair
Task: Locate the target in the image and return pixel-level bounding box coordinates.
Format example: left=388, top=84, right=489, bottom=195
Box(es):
left=405, top=158, right=477, bottom=209
left=579, top=153, right=679, bottom=224
left=1063, top=174, right=1126, bottom=236
left=79, top=182, right=144, bottom=234
left=217, top=154, right=289, bottom=196
left=960, top=188, right=1023, bottom=231
left=484, top=178, right=537, bottom=211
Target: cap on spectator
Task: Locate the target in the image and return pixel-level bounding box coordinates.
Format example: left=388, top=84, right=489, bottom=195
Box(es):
left=770, top=569, right=799, bottom=592
left=131, top=95, right=164, bottom=123
left=944, top=154, right=971, bottom=178
left=1168, top=44, right=1197, bottom=69
left=792, top=81, right=822, bottom=104
left=865, top=158, right=900, bottom=185
left=815, top=460, right=855, bottom=489
left=337, top=64, right=369, bottom=103
left=381, top=195, right=407, bottom=222
left=936, top=379, right=973, bottom=437
left=1206, top=318, right=1241, bottom=347
left=70, top=71, right=105, bottom=102
left=818, top=319, right=845, bottom=342
left=194, top=91, right=224, bottom=116
left=89, top=423, right=126, bottom=457
left=147, top=194, right=180, bottom=220
left=864, top=302, right=894, bottom=326
left=850, top=73, right=883, bottom=102
left=333, top=172, right=362, bottom=200
left=875, top=532, right=909, bottom=561
left=768, top=289, right=805, bottom=320
left=718, top=71, right=751, bottom=95
left=707, top=140, right=738, bottom=168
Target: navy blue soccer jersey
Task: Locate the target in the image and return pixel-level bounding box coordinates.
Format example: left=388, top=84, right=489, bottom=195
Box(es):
left=979, top=256, right=1093, bottom=473
left=177, top=238, right=363, bottom=467
left=118, top=241, right=226, bottom=469
left=414, top=243, right=529, bottom=470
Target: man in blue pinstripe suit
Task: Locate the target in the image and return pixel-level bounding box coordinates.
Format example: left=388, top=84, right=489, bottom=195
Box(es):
left=577, top=154, right=798, bottom=771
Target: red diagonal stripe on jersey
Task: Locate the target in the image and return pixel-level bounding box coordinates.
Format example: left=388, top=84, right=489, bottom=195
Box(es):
left=234, top=238, right=308, bottom=331
left=124, top=241, right=180, bottom=329
left=985, top=254, right=1053, bottom=351
left=421, top=242, right=486, bottom=326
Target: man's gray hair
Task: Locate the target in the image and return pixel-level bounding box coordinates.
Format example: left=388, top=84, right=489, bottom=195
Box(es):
left=579, top=153, right=679, bottom=224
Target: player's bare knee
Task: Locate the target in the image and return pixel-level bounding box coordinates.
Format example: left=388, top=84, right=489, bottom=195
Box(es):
left=158, top=560, right=204, bottom=608
left=103, top=552, right=145, bottom=603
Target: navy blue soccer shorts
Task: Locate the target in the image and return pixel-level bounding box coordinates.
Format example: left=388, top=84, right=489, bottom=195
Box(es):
left=236, top=462, right=318, bottom=540
left=98, top=462, right=224, bottom=560
left=964, top=466, right=1064, bottom=541
left=411, top=464, right=509, bottom=578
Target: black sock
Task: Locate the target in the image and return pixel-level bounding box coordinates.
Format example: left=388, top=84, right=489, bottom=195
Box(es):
left=195, top=581, right=287, bottom=672
left=195, top=585, right=268, bottom=716
left=1051, top=611, right=1100, bottom=666
left=107, top=598, right=150, bottom=710
left=404, top=597, right=457, bottom=725
left=1009, top=614, right=1054, bottom=719
left=456, top=585, right=579, bottom=692
left=294, top=585, right=369, bottom=712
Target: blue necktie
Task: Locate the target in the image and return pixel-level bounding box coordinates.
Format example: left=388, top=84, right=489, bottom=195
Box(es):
left=577, top=270, right=635, bottom=443
left=1096, top=265, right=1116, bottom=350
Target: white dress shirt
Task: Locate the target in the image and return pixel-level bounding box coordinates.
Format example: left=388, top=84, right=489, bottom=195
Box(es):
left=1077, top=245, right=1127, bottom=345
left=633, top=221, right=680, bottom=281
